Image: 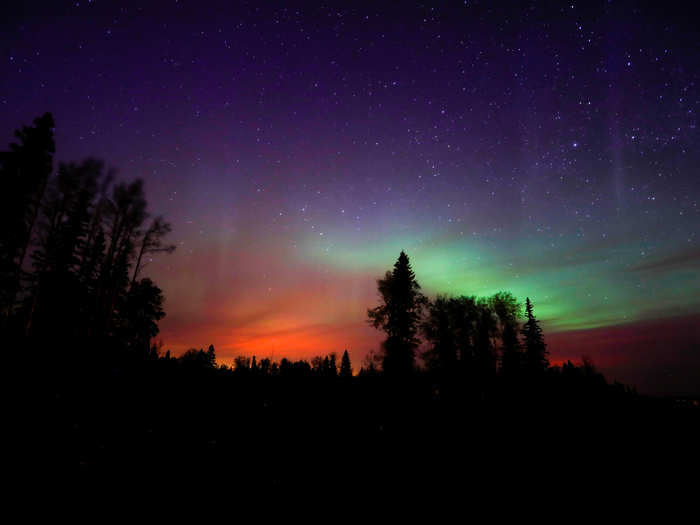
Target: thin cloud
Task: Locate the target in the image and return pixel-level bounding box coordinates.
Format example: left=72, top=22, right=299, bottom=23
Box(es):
left=627, top=247, right=700, bottom=273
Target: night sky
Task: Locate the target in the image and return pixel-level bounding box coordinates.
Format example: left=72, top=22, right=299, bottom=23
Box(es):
left=2, top=1, right=698, bottom=395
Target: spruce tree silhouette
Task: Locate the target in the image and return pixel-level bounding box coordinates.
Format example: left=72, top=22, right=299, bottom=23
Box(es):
left=522, top=297, right=548, bottom=373
left=206, top=344, right=216, bottom=367
left=0, top=112, right=55, bottom=320
left=340, top=349, right=352, bottom=378
left=328, top=353, right=338, bottom=377
left=367, top=251, right=426, bottom=376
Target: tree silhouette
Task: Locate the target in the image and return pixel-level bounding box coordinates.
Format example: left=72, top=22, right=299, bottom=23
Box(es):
left=499, top=322, right=522, bottom=376
left=447, top=295, right=479, bottom=377
left=422, top=295, right=458, bottom=375
left=234, top=355, right=251, bottom=372
left=131, top=216, right=176, bottom=287
left=0, top=113, right=175, bottom=363
left=490, top=292, right=523, bottom=376
left=1, top=113, right=650, bottom=488
left=98, top=179, right=148, bottom=335
left=473, top=298, right=498, bottom=383
left=206, top=344, right=217, bottom=367
left=367, top=251, right=426, bottom=375
left=26, top=159, right=102, bottom=336
left=340, top=349, right=352, bottom=378
left=522, top=297, right=548, bottom=373
left=116, top=277, right=166, bottom=355
left=327, top=353, right=338, bottom=377
left=179, top=347, right=216, bottom=368
left=312, top=355, right=325, bottom=374
left=0, top=112, right=55, bottom=319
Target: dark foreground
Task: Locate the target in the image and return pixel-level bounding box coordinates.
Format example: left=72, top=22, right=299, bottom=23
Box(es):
left=27, top=347, right=697, bottom=492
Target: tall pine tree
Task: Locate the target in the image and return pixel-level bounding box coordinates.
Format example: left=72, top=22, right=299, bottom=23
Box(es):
left=367, top=251, right=426, bottom=375
left=340, top=349, right=352, bottom=378
left=521, top=297, right=548, bottom=372
left=0, top=112, right=55, bottom=318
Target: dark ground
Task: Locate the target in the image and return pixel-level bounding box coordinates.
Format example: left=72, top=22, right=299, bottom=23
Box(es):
left=28, top=347, right=697, bottom=493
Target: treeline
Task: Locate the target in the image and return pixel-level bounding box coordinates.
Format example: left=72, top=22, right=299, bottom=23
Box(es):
left=362, top=250, right=633, bottom=397
left=0, top=113, right=174, bottom=360
left=6, top=113, right=693, bottom=487
left=367, top=251, right=549, bottom=380
left=168, top=250, right=626, bottom=399
left=1, top=113, right=627, bottom=400
left=167, top=345, right=355, bottom=380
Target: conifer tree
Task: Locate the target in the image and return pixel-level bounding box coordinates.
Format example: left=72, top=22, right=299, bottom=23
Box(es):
left=0, top=112, right=55, bottom=317
left=328, top=353, right=338, bottom=377
left=0, top=114, right=175, bottom=355
left=206, top=344, right=216, bottom=367
left=367, top=251, right=426, bottom=375
left=340, top=349, right=352, bottom=378
left=521, top=297, right=548, bottom=372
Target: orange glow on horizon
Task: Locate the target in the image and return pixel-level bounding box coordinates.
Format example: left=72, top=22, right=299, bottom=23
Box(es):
left=159, top=314, right=380, bottom=369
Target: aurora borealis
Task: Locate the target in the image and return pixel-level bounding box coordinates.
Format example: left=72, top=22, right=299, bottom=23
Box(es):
left=2, top=1, right=698, bottom=394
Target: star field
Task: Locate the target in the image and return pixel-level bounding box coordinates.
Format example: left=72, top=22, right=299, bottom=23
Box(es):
left=2, top=1, right=698, bottom=394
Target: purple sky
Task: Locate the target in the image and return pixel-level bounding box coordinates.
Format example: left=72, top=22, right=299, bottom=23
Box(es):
left=2, top=1, right=699, bottom=395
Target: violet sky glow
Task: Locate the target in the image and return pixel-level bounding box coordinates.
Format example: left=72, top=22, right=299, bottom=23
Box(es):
left=2, top=1, right=699, bottom=394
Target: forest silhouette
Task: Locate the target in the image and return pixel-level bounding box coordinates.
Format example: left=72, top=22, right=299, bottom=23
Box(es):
left=4, top=114, right=696, bottom=487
